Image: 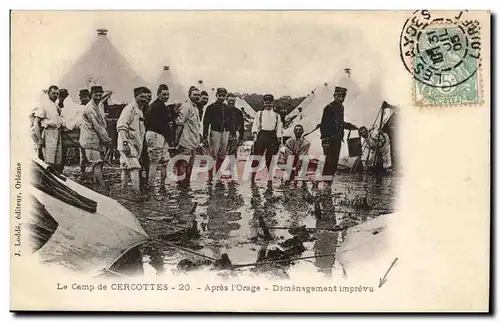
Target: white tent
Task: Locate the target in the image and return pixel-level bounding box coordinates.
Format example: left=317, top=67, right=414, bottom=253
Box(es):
left=58, top=29, right=147, bottom=105
left=235, top=97, right=255, bottom=120
left=29, top=158, right=149, bottom=275
left=285, top=93, right=314, bottom=123
left=285, top=87, right=324, bottom=125
left=285, top=72, right=362, bottom=128
left=281, top=72, right=395, bottom=169
left=304, top=82, right=393, bottom=168
left=284, top=75, right=361, bottom=137
left=154, top=65, right=189, bottom=104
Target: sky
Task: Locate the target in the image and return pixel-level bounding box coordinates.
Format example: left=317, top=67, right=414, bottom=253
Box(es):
left=11, top=11, right=412, bottom=104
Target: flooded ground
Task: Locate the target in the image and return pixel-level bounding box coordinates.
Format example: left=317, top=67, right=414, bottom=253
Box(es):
left=64, top=162, right=400, bottom=279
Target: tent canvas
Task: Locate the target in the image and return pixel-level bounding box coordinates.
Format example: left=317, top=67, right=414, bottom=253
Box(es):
left=282, top=76, right=393, bottom=169
left=304, top=85, right=394, bottom=168
left=58, top=29, right=147, bottom=105
left=154, top=66, right=189, bottom=104
left=196, top=80, right=214, bottom=104
left=284, top=75, right=361, bottom=137
left=235, top=97, right=256, bottom=119
left=28, top=158, right=149, bottom=275
left=285, top=92, right=314, bottom=124
left=285, top=73, right=362, bottom=129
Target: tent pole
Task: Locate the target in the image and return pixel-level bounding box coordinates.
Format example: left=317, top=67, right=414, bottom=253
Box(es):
left=373, top=106, right=385, bottom=173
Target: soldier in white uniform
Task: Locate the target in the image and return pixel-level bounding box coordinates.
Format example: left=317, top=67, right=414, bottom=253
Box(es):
left=250, top=94, right=283, bottom=183
left=33, top=85, right=64, bottom=172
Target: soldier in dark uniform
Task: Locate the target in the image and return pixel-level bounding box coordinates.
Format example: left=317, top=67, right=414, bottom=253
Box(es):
left=319, top=87, right=357, bottom=183
left=226, top=93, right=245, bottom=175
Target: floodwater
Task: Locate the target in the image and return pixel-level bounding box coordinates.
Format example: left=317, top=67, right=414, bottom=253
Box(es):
left=65, top=163, right=400, bottom=279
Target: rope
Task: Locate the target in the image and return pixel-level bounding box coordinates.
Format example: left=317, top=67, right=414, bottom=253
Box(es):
left=99, top=268, right=129, bottom=278
left=155, top=240, right=217, bottom=261
left=343, top=105, right=389, bottom=203
left=269, top=226, right=348, bottom=232
left=233, top=251, right=340, bottom=269
left=100, top=191, right=216, bottom=263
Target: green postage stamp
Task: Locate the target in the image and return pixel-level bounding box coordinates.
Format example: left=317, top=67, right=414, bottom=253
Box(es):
left=399, top=11, right=482, bottom=106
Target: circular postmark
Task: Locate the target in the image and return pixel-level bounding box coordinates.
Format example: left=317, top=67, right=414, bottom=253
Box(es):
left=399, top=10, right=482, bottom=89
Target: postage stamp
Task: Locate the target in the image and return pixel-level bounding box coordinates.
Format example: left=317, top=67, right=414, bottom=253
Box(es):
left=399, top=10, right=483, bottom=106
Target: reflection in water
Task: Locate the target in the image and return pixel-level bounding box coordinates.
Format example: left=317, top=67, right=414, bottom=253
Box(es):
left=281, top=184, right=313, bottom=229
left=313, top=191, right=339, bottom=278
left=249, top=183, right=262, bottom=241
left=63, top=165, right=399, bottom=278
left=205, top=182, right=244, bottom=250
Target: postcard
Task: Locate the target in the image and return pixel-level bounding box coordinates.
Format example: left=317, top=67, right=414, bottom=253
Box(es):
left=10, top=10, right=490, bottom=312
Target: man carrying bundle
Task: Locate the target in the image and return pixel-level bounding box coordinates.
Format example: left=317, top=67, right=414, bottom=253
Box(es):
left=80, top=85, right=112, bottom=191
left=117, top=86, right=150, bottom=200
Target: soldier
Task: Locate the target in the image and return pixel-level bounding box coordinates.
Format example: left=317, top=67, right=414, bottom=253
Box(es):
left=175, top=86, right=202, bottom=186
left=226, top=93, right=245, bottom=178
left=79, top=89, right=91, bottom=106
left=32, top=85, right=64, bottom=172
left=197, top=90, right=210, bottom=120
left=283, top=124, right=311, bottom=181
left=250, top=94, right=283, bottom=183
left=117, top=86, right=150, bottom=200
left=358, top=126, right=392, bottom=174
left=203, top=88, right=230, bottom=180
left=80, top=86, right=112, bottom=191
left=319, top=87, right=357, bottom=183
left=144, top=84, right=175, bottom=195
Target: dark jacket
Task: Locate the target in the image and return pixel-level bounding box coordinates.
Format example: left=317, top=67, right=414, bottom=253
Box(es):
left=320, top=100, right=344, bottom=140
left=144, top=98, right=177, bottom=144
left=319, top=100, right=357, bottom=141
left=228, top=107, right=245, bottom=139
left=203, top=101, right=230, bottom=138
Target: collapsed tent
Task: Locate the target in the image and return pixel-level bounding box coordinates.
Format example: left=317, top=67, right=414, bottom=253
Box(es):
left=336, top=213, right=396, bottom=280
left=154, top=65, right=189, bottom=104
left=27, top=158, right=149, bottom=276
left=58, top=29, right=148, bottom=105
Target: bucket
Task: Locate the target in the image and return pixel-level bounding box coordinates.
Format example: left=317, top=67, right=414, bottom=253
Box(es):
left=347, top=130, right=362, bottom=157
